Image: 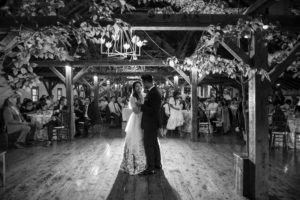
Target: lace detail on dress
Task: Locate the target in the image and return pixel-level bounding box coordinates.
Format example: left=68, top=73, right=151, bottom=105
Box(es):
left=120, top=96, right=146, bottom=175
left=120, top=139, right=146, bottom=175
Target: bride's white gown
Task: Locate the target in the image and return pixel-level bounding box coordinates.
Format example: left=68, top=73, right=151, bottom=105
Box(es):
left=120, top=96, right=146, bottom=175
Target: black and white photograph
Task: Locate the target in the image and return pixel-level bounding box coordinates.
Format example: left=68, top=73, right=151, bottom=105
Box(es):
left=0, top=0, right=300, bottom=200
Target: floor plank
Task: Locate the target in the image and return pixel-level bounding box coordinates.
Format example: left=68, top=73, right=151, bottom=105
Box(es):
left=0, top=130, right=299, bottom=200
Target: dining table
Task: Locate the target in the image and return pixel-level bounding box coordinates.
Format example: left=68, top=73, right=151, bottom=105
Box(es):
left=182, top=110, right=192, bottom=133
left=287, top=117, right=300, bottom=149
left=27, top=111, right=53, bottom=141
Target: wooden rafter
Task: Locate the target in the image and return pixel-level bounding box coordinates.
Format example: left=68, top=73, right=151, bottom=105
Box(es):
left=82, top=78, right=92, bottom=89
left=220, top=37, right=251, bottom=64
left=49, top=66, right=65, bottom=82
left=1, top=15, right=300, bottom=31
left=269, top=43, right=300, bottom=83
left=170, top=66, right=190, bottom=85
left=164, top=77, right=174, bottom=86
left=243, top=0, right=277, bottom=15
left=0, top=32, right=18, bottom=51
left=73, top=66, right=91, bottom=83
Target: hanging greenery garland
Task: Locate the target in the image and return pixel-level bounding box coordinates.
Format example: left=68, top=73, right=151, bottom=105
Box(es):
left=0, top=0, right=136, bottom=91
left=166, top=18, right=299, bottom=81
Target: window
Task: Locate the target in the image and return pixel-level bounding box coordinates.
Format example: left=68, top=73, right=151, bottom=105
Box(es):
left=31, top=87, right=39, bottom=102
left=57, top=88, right=62, bottom=100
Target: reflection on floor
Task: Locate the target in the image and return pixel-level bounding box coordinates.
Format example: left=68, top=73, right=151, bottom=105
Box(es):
left=0, top=128, right=299, bottom=200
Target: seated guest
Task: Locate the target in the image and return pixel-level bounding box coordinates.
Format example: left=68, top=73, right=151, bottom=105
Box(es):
left=20, top=99, right=35, bottom=122
left=117, top=96, right=124, bottom=111
left=108, top=96, right=122, bottom=128
left=207, top=97, right=218, bottom=120
left=46, top=95, right=55, bottom=110
left=74, top=98, right=84, bottom=137
left=294, top=106, right=300, bottom=118
left=44, top=96, right=68, bottom=146
left=99, top=98, right=108, bottom=121
left=280, top=99, right=292, bottom=112
left=82, top=97, right=93, bottom=137
left=36, top=102, right=48, bottom=113
left=2, top=94, right=32, bottom=149
left=20, top=98, right=30, bottom=111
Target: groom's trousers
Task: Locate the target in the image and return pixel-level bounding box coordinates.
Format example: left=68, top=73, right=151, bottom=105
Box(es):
left=143, top=127, right=161, bottom=170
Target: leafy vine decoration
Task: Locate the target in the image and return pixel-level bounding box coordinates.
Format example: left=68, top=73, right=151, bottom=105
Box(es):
left=0, top=0, right=135, bottom=91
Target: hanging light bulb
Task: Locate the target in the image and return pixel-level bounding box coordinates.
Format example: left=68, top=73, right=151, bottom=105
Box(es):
left=169, top=60, right=175, bottom=68
left=262, top=25, right=269, bottom=30
left=123, top=43, right=130, bottom=50
left=105, top=42, right=112, bottom=49
left=100, top=37, right=105, bottom=44
left=174, top=76, right=179, bottom=86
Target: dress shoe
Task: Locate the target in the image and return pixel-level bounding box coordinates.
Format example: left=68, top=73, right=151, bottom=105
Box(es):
left=139, top=169, right=156, bottom=176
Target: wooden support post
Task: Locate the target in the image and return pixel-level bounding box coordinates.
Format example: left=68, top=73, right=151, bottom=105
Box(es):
left=191, top=68, right=198, bottom=141
left=93, top=75, right=101, bottom=134
left=248, top=30, right=269, bottom=200
left=65, top=65, right=75, bottom=140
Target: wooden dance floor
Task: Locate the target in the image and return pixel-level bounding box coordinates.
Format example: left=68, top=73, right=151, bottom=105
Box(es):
left=0, top=129, right=299, bottom=200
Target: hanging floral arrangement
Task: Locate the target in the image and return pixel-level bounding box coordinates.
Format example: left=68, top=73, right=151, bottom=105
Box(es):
left=0, top=0, right=137, bottom=91
left=166, top=18, right=299, bottom=81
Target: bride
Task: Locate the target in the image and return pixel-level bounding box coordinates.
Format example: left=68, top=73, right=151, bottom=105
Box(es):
left=120, top=81, right=146, bottom=175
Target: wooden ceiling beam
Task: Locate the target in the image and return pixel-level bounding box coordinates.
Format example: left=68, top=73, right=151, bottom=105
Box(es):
left=1, top=14, right=300, bottom=31
left=269, top=42, right=300, bottom=83
left=35, top=59, right=167, bottom=67
left=243, top=0, right=277, bottom=15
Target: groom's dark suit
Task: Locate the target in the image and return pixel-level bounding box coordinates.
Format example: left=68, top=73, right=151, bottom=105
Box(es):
left=141, top=86, right=162, bottom=170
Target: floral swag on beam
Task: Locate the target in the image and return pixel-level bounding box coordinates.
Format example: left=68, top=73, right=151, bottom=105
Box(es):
left=0, top=0, right=146, bottom=91
left=166, top=18, right=299, bottom=82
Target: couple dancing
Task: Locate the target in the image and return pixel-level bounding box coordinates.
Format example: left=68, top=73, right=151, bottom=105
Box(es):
left=120, top=74, right=162, bottom=175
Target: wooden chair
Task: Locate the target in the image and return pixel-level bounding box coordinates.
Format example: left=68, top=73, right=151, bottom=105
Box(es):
left=0, top=151, right=6, bottom=187
left=199, top=109, right=212, bottom=140
left=270, top=109, right=288, bottom=149
left=53, top=111, right=71, bottom=141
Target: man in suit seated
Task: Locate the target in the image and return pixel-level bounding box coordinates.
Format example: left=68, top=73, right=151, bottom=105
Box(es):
left=2, top=94, right=32, bottom=149
left=108, top=96, right=122, bottom=128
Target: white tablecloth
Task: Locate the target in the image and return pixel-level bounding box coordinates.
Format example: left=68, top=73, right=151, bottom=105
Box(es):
left=27, top=113, right=52, bottom=141
left=122, top=108, right=132, bottom=122
left=182, top=110, right=192, bottom=133
left=287, top=118, right=300, bottom=148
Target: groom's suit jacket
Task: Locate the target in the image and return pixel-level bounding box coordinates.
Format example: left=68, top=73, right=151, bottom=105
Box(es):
left=141, top=86, right=162, bottom=131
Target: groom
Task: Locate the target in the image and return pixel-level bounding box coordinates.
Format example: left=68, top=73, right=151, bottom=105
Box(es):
left=137, top=74, right=162, bottom=175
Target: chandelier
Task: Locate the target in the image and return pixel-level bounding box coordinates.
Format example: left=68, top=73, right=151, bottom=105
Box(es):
left=100, top=27, right=147, bottom=60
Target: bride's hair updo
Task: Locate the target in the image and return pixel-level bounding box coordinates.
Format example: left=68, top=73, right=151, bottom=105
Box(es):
left=132, top=81, right=142, bottom=100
